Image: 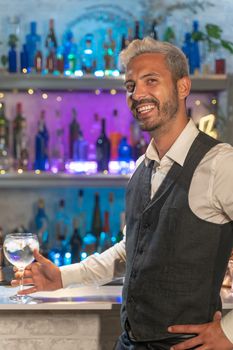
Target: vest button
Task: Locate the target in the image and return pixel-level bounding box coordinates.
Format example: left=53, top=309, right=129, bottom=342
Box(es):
left=144, top=222, right=150, bottom=229
left=138, top=247, right=144, bottom=254
left=131, top=270, right=137, bottom=279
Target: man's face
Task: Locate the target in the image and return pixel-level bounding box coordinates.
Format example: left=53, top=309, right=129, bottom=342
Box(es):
left=125, top=53, right=179, bottom=132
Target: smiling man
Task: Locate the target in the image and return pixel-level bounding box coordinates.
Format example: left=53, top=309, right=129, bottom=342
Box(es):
left=12, top=37, right=233, bottom=350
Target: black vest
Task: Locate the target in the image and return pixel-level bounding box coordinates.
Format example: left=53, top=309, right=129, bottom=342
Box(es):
left=121, top=132, right=233, bottom=342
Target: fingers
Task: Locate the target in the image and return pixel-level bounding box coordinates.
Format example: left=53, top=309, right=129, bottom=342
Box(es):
left=17, top=286, right=37, bottom=295
left=11, top=278, right=34, bottom=287
left=170, top=336, right=202, bottom=350
left=168, top=324, right=204, bottom=334
left=213, top=311, right=222, bottom=321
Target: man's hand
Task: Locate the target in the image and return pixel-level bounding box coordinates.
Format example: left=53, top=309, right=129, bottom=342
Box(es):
left=168, top=312, right=233, bottom=350
left=11, top=249, right=63, bottom=294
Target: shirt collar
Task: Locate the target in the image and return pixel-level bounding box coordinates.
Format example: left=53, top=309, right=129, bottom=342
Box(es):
left=145, top=118, right=199, bottom=166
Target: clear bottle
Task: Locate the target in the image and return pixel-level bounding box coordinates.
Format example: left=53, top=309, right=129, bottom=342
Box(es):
left=55, top=199, right=71, bottom=253
left=50, top=110, right=65, bottom=172
left=96, top=118, right=111, bottom=172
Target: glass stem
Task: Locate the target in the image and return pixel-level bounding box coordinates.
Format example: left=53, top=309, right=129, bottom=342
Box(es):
left=19, top=268, right=24, bottom=292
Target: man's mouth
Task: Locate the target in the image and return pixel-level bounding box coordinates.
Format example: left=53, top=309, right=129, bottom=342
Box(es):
left=136, top=104, right=156, bottom=115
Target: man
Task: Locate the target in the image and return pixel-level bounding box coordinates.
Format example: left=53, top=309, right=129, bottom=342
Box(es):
left=13, top=37, right=233, bottom=349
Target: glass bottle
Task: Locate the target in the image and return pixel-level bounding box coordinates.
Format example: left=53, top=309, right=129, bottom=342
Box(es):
left=62, top=30, right=77, bottom=73
left=50, top=110, right=65, bottom=172
left=0, top=103, right=10, bottom=171
left=13, top=102, right=27, bottom=167
left=45, top=19, right=58, bottom=50
left=70, top=222, right=82, bottom=263
left=35, top=198, right=49, bottom=256
left=34, top=41, right=43, bottom=73
left=96, top=118, right=111, bottom=172
left=134, top=21, right=141, bottom=40
left=45, top=19, right=58, bottom=74
left=20, top=44, right=29, bottom=72
left=69, top=108, right=80, bottom=159
left=55, top=199, right=71, bottom=254
left=81, top=33, right=95, bottom=74
left=25, top=21, right=41, bottom=71
left=73, top=129, right=88, bottom=162
left=103, top=28, right=116, bottom=71
left=98, top=211, right=112, bottom=253
left=34, top=110, right=49, bottom=171
left=91, top=192, right=102, bottom=245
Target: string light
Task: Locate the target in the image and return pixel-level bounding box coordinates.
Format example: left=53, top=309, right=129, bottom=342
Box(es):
left=56, top=96, right=62, bottom=102
left=95, top=89, right=101, bottom=95
left=195, top=100, right=201, bottom=106
left=28, top=89, right=34, bottom=95
left=211, top=99, right=217, bottom=105
left=42, top=93, right=48, bottom=100
left=0, top=93, right=4, bottom=99
left=110, top=89, right=117, bottom=95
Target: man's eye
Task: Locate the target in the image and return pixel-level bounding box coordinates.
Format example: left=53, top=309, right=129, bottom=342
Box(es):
left=125, top=84, right=135, bottom=93
left=147, top=79, right=157, bottom=84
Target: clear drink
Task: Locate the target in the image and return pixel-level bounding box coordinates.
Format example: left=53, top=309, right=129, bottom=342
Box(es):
left=3, top=233, right=39, bottom=302
left=4, top=236, right=39, bottom=269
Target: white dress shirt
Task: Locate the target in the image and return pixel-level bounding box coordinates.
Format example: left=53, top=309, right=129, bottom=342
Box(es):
left=60, top=119, right=233, bottom=343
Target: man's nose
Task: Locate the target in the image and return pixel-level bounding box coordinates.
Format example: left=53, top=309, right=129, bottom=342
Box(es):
left=131, top=84, right=147, bottom=101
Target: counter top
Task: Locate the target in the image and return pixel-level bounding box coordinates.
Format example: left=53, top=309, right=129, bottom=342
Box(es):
left=0, top=285, right=232, bottom=311
left=0, top=285, right=122, bottom=310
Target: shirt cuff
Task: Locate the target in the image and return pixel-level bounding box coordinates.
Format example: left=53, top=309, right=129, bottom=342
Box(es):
left=60, top=263, right=83, bottom=288
left=221, top=311, right=233, bottom=344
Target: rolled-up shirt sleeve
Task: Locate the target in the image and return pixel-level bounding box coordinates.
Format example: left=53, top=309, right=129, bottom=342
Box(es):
left=60, top=232, right=126, bottom=288
left=221, top=311, right=233, bottom=344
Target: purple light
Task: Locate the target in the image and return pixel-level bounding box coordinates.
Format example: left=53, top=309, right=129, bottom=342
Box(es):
left=66, top=160, right=97, bottom=174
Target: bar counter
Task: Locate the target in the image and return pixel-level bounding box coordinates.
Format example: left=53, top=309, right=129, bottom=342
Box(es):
left=0, top=285, right=122, bottom=350
left=0, top=285, right=232, bottom=350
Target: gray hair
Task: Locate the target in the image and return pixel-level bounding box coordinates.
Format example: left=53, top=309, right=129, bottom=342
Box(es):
left=119, top=36, right=189, bottom=82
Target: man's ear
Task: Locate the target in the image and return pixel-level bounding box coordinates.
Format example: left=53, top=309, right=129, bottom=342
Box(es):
left=177, top=77, right=191, bottom=100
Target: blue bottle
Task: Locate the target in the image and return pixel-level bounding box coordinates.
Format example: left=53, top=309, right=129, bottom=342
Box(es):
left=73, top=130, right=88, bottom=161
left=191, top=20, right=201, bottom=74
left=20, top=44, right=29, bottom=72
left=62, top=30, right=77, bottom=73
left=8, top=47, right=17, bottom=73
left=26, top=22, right=41, bottom=70
left=34, top=111, right=49, bottom=171
left=182, top=32, right=192, bottom=70
left=118, top=136, right=132, bottom=162
left=81, top=33, right=96, bottom=73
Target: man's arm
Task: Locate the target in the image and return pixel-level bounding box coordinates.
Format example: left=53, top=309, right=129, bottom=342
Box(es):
left=12, top=238, right=126, bottom=294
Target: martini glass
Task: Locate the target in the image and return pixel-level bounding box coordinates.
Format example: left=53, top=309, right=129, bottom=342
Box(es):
left=3, top=233, right=39, bottom=302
